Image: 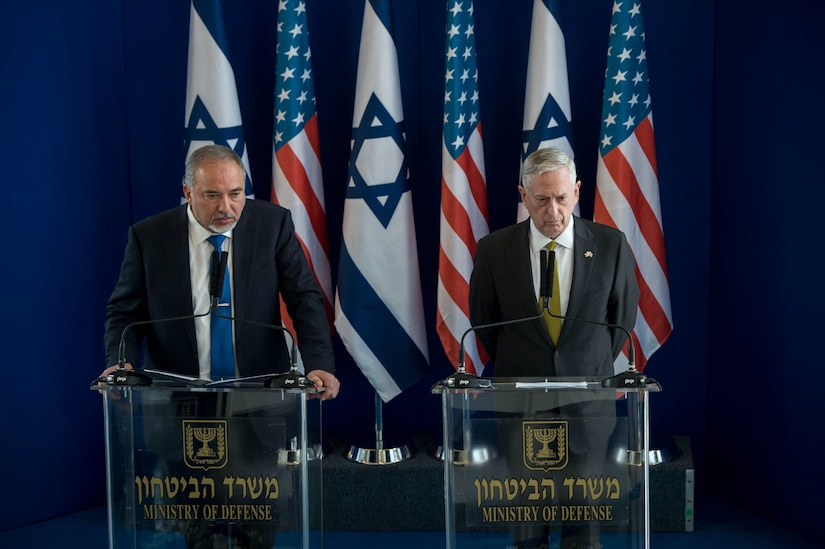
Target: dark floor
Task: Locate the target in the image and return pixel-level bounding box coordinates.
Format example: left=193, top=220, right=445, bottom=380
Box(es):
left=0, top=491, right=822, bottom=548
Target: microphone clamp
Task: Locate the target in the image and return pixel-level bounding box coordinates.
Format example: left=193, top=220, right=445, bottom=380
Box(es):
left=439, top=372, right=492, bottom=389
left=100, top=368, right=153, bottom=387
left=264, top=369, right=311, bottom=389
left=439, top=365, right=492, bottom=389
left=601, top=367, right=661, bottom=390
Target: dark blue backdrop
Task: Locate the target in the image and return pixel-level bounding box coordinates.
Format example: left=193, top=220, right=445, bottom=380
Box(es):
left=1, top=0, right=822, bottom=544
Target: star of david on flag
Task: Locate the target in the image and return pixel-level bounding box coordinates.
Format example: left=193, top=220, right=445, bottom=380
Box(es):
left=595, top=0, right=672, bottom=372
left=183, top=0, right=254, bottom=197
left=334, top=0, right=429, bottom=403
left=518, top=0, right=577, bottom=221
left=347, top=94, right=407, bottom=228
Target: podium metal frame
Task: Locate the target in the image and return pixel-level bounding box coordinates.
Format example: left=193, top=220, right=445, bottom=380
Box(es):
left=433, top=377, right=660, bottom=549
left=96, top=381, right=323, bottom=549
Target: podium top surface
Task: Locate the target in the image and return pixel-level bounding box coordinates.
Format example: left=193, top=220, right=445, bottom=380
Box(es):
left=92, top=368, right=324, bottom=395
left=431, top=374, right=662, bottom=394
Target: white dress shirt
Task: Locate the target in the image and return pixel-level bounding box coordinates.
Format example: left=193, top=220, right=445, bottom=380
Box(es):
left=187, top=206, right=234, bottom=380
left=528, top=217, right=575, bottom=318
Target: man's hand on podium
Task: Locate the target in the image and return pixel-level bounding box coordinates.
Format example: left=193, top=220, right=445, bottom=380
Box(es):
left=97, top=363, right=135, bottom=395
left=306, top=370, right=340, bottom=400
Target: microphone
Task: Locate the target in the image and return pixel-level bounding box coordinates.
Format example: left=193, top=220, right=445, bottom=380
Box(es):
left=444, top=311, right=547, bottom=388
left=109, top=251, right=224, bottom=384
left=104, top=308, right=305, bottom=388
left=539, top=249, right=549, bottom=301
left=541, top=252, right=657, bottom=389
left=440, top=250, right=658, bottom=390
left=107, top=251, right=229, bottom=384
left=100, top=254, right=305, bottom=389
left=210, top=250, right=228, bottom=308
left=209, top=306, right=306, bottom=389
left=104, top=310, right=213, bottom=387
left=202, top=254, right=304, bottom=387
left=443, top=248, right=558, bottom=387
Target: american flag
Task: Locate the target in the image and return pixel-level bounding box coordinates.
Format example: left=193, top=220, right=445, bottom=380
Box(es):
left=437, top=0, right=489, bottom=375
left=183, top=0, right=254, bottom=197
left=518, top=0, right=576, bottom=222
left=334, top=0, right=429, bottom=402
left=594, top=0, right=672, bottom=371
left=271, top=0, right=334, bottom=347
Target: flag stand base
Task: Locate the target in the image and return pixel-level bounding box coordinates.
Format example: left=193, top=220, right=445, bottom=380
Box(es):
left=346, top=442, right=411, bottom=465
left=429, top=445, right=467, bottom=465
left=345, top=391, right=411, bottom=465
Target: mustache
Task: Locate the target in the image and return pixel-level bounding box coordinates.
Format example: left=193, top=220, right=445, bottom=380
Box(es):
left=211, top=213, right=237, bottom=222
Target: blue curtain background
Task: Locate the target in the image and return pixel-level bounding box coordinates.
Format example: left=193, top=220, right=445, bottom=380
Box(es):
left=1, top=0, right=822, bottom=543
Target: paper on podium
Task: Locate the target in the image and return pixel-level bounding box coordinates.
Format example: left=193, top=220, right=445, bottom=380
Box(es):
left=514, top=380, right=589, bottom=389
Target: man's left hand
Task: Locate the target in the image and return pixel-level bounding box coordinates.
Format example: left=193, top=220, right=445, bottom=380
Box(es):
left=305, top=370, right=340, bottom=400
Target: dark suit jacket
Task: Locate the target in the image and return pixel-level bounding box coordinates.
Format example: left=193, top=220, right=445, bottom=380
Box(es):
left=104, top=200, right=334, bottom=377
left=469, top=217, right=639, bottom=378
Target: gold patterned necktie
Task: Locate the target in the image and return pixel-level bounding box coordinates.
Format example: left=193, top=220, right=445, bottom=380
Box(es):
left=540, top=241, right=562, bottom=344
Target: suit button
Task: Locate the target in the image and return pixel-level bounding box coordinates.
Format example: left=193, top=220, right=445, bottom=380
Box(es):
left=554, top=351, right=560, bottom=358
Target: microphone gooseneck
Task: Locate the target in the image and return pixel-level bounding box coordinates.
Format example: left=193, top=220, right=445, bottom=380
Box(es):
left=106, top=250, right=302, bottom=388
left=444, top=249, right=657, bottom=390
left=542, top=252, right=655, bottom=388
left=447, top=312, right=546, bottom=388
left=211, top=307, right=299, bottom=373
left=109, top=311, right=214, bottom=387
left=208, top=305, right=306, bottom=389
left=109, top=309, right=303, bottom=388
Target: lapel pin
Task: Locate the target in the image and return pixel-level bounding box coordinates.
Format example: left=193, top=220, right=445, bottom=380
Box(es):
left=584, top=251, right=594, bottom=258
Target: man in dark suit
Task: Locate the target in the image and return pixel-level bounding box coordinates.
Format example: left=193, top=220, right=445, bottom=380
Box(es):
left=102, top=144, right=338, bottom=398
left=469, top=147, right=639, bottom=378
left=469, top=147, right=639, bottom=549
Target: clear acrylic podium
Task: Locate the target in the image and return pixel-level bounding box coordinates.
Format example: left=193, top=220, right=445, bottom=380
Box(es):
left=433, top=376, right=660, bottom=549
left=95, top=380, right=323, bottom=549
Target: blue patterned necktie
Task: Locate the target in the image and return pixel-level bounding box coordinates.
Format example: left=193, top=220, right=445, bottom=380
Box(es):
left=207, top=234, right=234, bottom=379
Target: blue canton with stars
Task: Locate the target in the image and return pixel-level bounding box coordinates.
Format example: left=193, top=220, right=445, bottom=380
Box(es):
left=347, top=93, right=409, bottom=229
left=444, top=0, right=481, bottom=160
left=599, top=1, right=653, bottom=155
left=274, top=0, right=316, bottom=149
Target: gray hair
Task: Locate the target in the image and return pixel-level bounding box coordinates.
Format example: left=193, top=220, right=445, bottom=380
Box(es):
left=183, top=145, right=246, bottom=188
left=520, top=147, right=577, bottom=191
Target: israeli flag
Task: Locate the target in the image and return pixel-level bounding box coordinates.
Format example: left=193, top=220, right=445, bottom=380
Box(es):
left=334, top=0, right=429, bottom=402
left=183, top=0, right=253, bottom=197
left=518, top=0, right=576, bottom=220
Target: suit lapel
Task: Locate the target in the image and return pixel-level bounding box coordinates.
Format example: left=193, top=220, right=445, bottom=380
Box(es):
left=162, top=207, right=192, bottom=307
left=566, top=218, right=597, bottom=321
left=231, top=205, right=257, bottom=321
left=507, top=221, right=551, bottom=343
left=507, top=221, right=539, bottom=314
left=162, top=206, right=198, bottom=353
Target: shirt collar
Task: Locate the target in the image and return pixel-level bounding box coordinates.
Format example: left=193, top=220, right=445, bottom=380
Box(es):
left=529, top=216, right=575, bottom=254
left=187, top=205, right=233, bottom=246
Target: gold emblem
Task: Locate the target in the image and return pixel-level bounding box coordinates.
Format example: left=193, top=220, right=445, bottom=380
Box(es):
left=523, top=420, right=568, bottom=471
left=183, top=420, right=228, bottom=471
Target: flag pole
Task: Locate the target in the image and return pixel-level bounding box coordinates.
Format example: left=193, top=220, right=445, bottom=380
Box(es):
left=346, top=391, right=411, bottom=464
left=430, top=390, right=470, bottom=466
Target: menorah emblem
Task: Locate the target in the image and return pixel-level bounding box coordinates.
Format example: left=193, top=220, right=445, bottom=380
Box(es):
left=183, top=420, right=228, bottom=471
left=523, top=420, right=568, bottom=471
left=193, top=427, right=217, bottom=458
left=533, top=427, right=558, bottom=458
